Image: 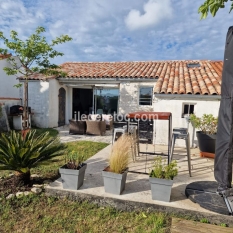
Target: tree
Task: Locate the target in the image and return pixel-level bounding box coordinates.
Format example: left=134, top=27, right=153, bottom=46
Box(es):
left=199, top=0, right=233, bottom=19
left=0, top=27, right=72, bottom=130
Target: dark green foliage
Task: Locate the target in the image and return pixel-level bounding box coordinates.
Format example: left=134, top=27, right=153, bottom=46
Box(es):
left=150, top=156, right=178, bottom=180
left=0, top=130, right=66, bottom=174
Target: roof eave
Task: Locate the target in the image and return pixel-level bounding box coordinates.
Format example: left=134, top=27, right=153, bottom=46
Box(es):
left=154, top=93, right=221, bottom=100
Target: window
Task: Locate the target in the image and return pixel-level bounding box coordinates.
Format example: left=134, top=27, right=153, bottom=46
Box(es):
left=182, top=103, right=195, bottom=118
left=139, top=87, right=153, bottom=105
left=187, top=63, right=200, bottom=68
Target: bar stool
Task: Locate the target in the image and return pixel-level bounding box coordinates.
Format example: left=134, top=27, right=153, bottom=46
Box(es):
left=112, top=128, right=127, bottom=144
left=123, top=125, right=139, bottom=161
left=170, top=127, right=192, bottom=177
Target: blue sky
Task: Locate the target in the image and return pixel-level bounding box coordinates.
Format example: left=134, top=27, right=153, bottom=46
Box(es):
left=0, top=0, right=232, bottom=64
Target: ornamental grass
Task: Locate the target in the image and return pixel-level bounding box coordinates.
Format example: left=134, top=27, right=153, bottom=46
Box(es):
left=109, top=134, right=133, bottom=174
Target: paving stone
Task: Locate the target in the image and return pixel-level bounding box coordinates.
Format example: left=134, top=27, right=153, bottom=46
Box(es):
left=56, top=125, right=112, bottom=144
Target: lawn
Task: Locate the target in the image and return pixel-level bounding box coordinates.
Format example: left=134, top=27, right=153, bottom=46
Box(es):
left=0, top=128, right=108, bottom=180
left=0, top=127, right=170, bottom=232
left=0, top=128, right=229, bottom=232
left=0, top=194, right=170, bottom=233
left=30, top=140, right=108, bottom=180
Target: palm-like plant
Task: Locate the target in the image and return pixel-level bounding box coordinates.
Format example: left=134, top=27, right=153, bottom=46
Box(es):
left=0, top=130, right=66, bottom=185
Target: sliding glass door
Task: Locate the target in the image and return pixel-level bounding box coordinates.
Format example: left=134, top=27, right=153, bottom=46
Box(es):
left=93, top=88, right=119, bottom=115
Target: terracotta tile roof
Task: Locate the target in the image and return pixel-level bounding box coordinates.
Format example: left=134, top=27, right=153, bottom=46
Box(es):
left=0, top=54, right=11, bottom=59
left=20, top=60, right=223, bottom=95
left=154, top=60, right=222, bottom=95
left=59, top=60, right=222, bottom=95
left=18, top=73, right=56, bottom=80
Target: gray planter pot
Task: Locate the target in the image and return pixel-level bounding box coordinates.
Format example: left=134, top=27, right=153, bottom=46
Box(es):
left=59, top=163, right=87, bottom=190
left=149, top=177, right=173, bottom=202
left=102, top=166, right=128, bottom=195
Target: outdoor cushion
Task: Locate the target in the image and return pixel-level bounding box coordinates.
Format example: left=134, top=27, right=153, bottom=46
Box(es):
left=102, top=114, right=113, bottom=130
left=86, top=120, right=106, bottom=136
left=88, top=114, right=102, bottom=121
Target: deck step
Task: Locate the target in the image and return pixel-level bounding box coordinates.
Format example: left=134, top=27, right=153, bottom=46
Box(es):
left=171, top=218, right=233, bottom=233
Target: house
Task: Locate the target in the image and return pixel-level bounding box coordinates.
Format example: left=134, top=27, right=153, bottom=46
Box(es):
left=0, top=54, right=21, bottom=117
left=19, top=60, right=222, bottom=146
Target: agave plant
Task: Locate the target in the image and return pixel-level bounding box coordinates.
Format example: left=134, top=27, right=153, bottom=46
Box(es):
left=0, top=130, right=66, bottom=185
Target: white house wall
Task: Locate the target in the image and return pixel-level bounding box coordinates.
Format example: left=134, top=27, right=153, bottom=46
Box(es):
left=0, top=58, right=20, bottom=98
left=19, top=79, right=71, bottom=128
left=118, top=82, right=154, bottom=114
left=20, top=81, right=50, bottom=128
left=153, top=97, right=220, bottom=147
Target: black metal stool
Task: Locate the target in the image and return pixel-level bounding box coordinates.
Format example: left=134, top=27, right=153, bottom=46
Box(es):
left=170, top=127, right=192, bottom=177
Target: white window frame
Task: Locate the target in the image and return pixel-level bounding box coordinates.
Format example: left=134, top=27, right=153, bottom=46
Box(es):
left=139, top=86, right=153, bottom=106
left=181, top=102, right=196, bottom=118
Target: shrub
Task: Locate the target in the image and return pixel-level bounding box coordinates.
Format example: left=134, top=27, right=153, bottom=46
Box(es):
left=109, top=134, right=132, bottom=174
left=0, top=130, right=66, bottom=184
left=150, top=156, right=178, bottom=180
left=190, top=114, right=218, bottom=134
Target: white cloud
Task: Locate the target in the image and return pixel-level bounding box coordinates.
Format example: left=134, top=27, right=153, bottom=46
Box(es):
left=125, top=0, right=173, bottom=31
left=0, top=0, right=232, bottom=63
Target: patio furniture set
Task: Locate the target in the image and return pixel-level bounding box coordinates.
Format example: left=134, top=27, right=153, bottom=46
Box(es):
left=69, top=111, right=191, bottom=176
left=69, top=113, right=113, bottom=136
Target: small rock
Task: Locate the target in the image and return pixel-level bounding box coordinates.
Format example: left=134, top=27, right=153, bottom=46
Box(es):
left=23, top=191, right=31, bottom=196
left=16, top=192, right=24, bottom=198
left=8, top=173, right=14, bottom=177
left=31, top=174, right=40, bottom=178
left=32, top=184, right=43, bottom=188
left=6, top=194, right=15, bottom=199
left=31, top=187, right=42, bottom=194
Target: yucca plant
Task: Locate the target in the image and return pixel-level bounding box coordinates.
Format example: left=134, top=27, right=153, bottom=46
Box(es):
left=0, top=130, right=66, bottom=185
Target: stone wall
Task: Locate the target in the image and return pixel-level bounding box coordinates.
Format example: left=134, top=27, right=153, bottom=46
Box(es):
left=118, top=82, right=155, bottom=114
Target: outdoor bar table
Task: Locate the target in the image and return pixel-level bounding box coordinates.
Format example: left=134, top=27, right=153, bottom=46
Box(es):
left=126, top=111, right=172, bottom=165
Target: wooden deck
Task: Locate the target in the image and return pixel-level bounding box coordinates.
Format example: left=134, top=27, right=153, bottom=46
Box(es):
left=171, top=218, right=233, bottom=233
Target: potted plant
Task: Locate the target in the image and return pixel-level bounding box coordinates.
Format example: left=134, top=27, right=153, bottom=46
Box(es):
left=149, top=156, right=178, bottom=202
left=102, top=134, right=132, bottom=195
left=59, top=150, right=87, bottom=190
left=190, top=114, right=218, bottom=158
